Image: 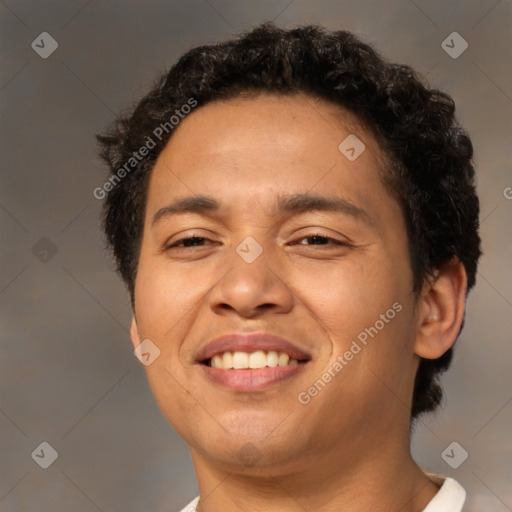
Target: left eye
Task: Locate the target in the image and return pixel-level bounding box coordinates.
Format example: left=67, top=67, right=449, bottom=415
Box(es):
left=292, top=234, right=346, bottom=246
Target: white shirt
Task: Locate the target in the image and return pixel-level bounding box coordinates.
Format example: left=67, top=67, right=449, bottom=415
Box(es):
left=422, top=477, right=466, bottom=512
left=178, top=476, right=466, bottom=512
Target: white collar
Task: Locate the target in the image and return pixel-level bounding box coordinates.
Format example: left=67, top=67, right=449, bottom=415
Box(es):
left=422, top=477, right=466, bottom=512
left=179, top=496, right=199, bottom=512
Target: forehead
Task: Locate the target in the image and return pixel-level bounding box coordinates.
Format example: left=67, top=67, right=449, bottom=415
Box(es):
left=145, top=93, right=395, bottom=223
left=160, top=93, right=385, bottom=167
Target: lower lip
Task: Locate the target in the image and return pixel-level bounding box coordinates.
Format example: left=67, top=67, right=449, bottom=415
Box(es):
left=201, top=364, right=307, bottom=392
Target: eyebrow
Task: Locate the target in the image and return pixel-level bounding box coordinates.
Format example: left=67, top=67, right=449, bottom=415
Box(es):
left=151, top=193, right=372, bottom=226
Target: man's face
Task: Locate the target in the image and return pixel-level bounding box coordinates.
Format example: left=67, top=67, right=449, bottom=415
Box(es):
left=131, top=93, right=421, bottom=472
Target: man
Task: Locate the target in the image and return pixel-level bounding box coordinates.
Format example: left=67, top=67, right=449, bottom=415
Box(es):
left=97, top=22, right=480, bottom=511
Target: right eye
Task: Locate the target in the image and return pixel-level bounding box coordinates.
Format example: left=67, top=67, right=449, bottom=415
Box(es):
left=166, top=236, right=216, bottom=249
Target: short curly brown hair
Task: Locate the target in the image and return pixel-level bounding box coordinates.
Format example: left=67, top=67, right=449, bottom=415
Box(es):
left=97, top=22, right=481, bottom=420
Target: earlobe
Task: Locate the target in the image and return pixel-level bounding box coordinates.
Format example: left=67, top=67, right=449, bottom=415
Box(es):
left=130, top=316, right=141, bottom=350
left=414, top=258, right=468, bottom=360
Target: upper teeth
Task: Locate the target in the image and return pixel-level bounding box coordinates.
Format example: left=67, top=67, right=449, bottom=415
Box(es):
left=210, top=350, right=299, bottom=369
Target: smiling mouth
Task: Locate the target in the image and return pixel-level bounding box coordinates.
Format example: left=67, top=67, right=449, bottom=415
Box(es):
left=202, top=350, right=309, bottom=370
left=200, top=350, right=309, bottom=391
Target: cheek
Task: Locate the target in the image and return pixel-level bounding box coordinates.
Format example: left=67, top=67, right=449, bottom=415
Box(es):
left=134, top=257, right=211, bottom=336
left=290, top=253, right=404, bottom=343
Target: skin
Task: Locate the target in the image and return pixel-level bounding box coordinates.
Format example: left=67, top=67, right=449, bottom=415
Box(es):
left=129, top=93, right=467, bottom=511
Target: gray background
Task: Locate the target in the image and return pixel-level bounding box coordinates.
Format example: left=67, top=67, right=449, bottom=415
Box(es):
left=1, top=1, right=511, bottom=511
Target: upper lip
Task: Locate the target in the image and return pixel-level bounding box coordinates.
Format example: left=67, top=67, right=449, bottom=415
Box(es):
left=196, top=332, right=311, bottom=363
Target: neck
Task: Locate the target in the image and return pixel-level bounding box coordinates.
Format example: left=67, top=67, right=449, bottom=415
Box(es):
left=191, top=429, right=439, bottom=512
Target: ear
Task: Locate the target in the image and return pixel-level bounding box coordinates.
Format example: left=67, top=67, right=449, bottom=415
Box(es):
left=414, top=258, right=468, bottom=359
left=130, top=316, right=141, bottom=350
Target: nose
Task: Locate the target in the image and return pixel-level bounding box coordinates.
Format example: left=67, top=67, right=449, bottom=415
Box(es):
left=207, top=244, right=294, bottom=319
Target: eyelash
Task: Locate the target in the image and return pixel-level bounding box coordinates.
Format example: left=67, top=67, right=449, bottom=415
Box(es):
left=166, top=233, right=349, bottom=250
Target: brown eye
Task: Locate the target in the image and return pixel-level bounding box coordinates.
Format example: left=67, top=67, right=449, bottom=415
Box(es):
left=292, top=234, right=348, bottom=247
left=166, top=236, right=216, bottom=250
